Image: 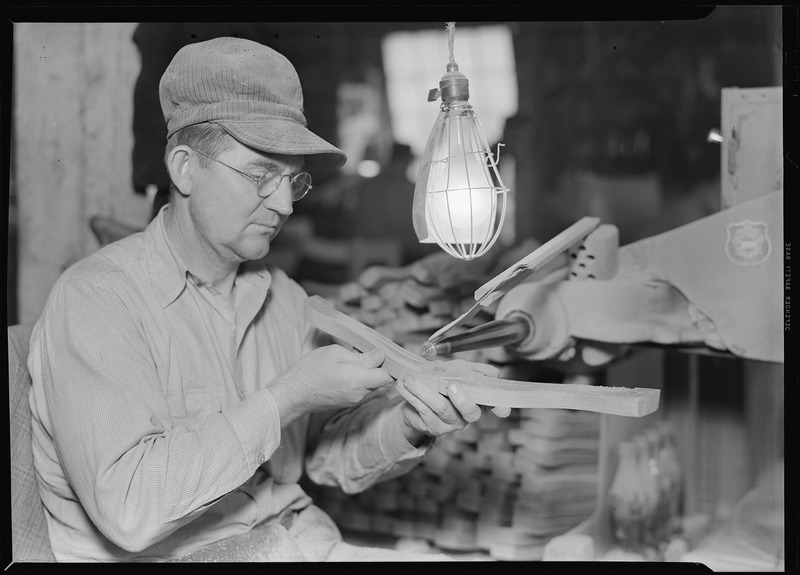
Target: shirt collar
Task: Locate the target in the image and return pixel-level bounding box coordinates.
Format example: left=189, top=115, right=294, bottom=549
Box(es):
left=145, top=207, right=272, bottom=308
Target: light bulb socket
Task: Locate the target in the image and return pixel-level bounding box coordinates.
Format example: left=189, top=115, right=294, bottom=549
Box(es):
left=439, top=62, right=470, bottom=104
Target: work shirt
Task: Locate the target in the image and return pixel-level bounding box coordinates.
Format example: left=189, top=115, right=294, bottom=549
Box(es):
left=28, top=207, right=427, bottom=561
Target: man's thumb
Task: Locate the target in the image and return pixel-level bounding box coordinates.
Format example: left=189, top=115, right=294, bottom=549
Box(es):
left=359, top=347, right=385, bottom=368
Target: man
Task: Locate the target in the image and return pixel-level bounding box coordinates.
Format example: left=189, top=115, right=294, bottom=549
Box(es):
left=28, top=37, right=508, bottom=562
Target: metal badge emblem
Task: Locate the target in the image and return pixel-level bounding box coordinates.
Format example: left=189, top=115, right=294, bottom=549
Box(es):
left=725, top=219, right=771, bottom=266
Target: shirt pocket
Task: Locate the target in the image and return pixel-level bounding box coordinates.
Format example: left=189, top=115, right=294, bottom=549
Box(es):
left=167, top=368, right=225, bottom=427
left=182, top=387, right=224, bottom=425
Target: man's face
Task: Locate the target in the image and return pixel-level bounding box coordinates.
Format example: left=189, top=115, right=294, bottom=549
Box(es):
left=188, top=140, right=302, bottom=265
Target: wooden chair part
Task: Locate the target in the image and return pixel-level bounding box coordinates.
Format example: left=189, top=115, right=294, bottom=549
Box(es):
left=304, top=296, right=659, bottom=418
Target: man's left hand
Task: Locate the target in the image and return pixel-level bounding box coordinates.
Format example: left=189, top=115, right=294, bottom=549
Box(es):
left=394, top=375, right=511, bottom=446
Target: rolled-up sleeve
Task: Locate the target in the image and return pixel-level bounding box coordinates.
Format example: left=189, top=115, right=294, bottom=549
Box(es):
left=304, top=388, right=432, bottom=494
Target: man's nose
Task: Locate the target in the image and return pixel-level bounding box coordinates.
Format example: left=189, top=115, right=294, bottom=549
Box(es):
left=264, top=178, right=294, bottom=215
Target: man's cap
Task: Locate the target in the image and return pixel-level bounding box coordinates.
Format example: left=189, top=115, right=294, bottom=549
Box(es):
left=159, top=37, right=346, bottom=168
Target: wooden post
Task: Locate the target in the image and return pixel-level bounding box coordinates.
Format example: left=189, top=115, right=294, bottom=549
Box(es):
left=14, top=23, right=149, bottom=324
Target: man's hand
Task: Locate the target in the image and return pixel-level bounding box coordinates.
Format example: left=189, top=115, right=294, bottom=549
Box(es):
left=394, top=375, right=512, bottom=446
left=269, top=345, right=394, bottom=426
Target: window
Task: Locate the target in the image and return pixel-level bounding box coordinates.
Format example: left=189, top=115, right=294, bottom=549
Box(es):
left=381, top=25, right=519, bottom=159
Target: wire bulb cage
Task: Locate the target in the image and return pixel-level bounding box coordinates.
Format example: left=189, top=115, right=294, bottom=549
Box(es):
left=412, top=22, right=510, bottom=261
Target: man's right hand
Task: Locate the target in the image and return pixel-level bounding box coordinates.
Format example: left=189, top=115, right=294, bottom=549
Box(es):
left=268, top=345, right=394, bottom=427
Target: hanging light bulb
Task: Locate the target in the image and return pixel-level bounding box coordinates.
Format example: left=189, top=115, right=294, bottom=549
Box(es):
left=412, top=22, right=510, bottom=261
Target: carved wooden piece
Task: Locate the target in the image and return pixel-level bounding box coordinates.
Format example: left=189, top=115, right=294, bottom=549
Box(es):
left=474, top=216, right=601, bottom=305
left=304, top=296, right=659, bottom=417
left=428, top=217, right=600, bottom=343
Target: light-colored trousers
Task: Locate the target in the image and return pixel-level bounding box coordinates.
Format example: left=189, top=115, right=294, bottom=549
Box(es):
left=176, top=505, right=453, bottom=562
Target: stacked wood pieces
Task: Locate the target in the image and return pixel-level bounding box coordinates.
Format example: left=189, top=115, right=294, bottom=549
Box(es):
left=472, top=408, right=600, bottom=560
left=308, top=407, right=601, bottom=561
left=502, top=408, right=601, bottom=559
left=327, top=240, right=542, bottom=359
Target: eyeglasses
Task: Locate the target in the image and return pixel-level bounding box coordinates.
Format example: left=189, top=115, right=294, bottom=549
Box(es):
left=192, top=148, right=313, bottom=201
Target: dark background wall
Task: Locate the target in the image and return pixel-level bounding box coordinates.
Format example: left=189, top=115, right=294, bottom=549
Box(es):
left=510, top=7, right=782, bottom=242
left=130, top=9, right=781, bottom=243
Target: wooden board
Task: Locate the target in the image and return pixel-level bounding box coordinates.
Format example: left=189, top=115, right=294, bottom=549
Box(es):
left=426, top=217, right=599, bottom=344
left=474, top=216, right=601, bottom=305
left=304, top=295, right=660, bottom=417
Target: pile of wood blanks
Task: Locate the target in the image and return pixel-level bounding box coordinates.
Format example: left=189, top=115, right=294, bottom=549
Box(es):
left=309, top=406, right=600, bottom=560
left=503, top=408, right=601, bottom=556
left=324, top=240, right=542, bottom=355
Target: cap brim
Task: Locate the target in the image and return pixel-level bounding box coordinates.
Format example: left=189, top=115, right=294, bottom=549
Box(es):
left=216, top=120, right=347, bottom=169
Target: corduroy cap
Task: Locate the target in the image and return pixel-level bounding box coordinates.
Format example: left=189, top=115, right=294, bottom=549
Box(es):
left=159, top=37, right=346, bottom=168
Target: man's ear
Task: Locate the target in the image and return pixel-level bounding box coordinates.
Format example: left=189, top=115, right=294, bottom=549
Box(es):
left=166, top=146, right=193, bottom=197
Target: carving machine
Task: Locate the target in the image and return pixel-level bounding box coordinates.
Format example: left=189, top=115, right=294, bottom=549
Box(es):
left=421, top=190, right=783, bottom=367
